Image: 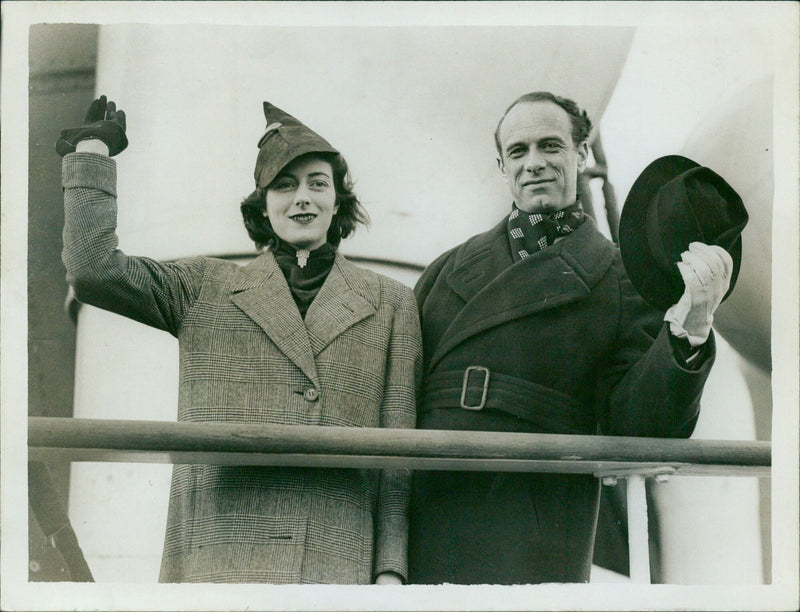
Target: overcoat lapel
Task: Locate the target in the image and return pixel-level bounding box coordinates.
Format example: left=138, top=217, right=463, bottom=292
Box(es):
left=429, top=217, right=615, bottom=370
left=230, top=252, right=320, bottom=385
left=305, top=253, right=377, bottom=355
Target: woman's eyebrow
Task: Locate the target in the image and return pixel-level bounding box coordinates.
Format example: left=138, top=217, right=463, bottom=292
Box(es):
left=308, top=171, right=332, bottom=179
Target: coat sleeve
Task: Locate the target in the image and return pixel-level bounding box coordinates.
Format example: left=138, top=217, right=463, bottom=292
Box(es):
left=372, top=282, right=423, bottom=582
left=61, top=152, right=205, bottom=336
left=596, top=258, right=715, bottom=438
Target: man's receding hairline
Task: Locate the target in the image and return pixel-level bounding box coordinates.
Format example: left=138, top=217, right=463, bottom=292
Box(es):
left=497, top=99, right=576, bottom=147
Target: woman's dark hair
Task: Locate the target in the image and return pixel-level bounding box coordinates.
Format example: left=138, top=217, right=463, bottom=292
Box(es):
left=240, top=152, right=369, bottom=249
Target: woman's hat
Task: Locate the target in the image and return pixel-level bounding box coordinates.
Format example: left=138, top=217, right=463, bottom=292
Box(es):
left=619, top=155, right=748, bottom=311
left=254, top=102, right=339, bottom=188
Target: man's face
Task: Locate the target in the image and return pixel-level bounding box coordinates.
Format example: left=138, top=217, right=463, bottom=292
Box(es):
left=497, top=101, right=588, bottom=213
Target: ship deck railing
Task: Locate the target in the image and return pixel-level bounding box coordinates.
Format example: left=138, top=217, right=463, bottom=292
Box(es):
left=27, top=416, right=771, bottom=584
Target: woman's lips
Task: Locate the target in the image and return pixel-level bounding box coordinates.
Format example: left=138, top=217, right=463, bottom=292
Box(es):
left=290, top=213, right=317, bottom=224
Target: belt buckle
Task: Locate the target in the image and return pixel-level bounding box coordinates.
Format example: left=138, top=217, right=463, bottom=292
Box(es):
left=460, top=366, right=490, bottom=410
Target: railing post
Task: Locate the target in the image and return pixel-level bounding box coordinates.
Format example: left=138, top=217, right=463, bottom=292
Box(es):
left=626, top=474, right=651, bottom=584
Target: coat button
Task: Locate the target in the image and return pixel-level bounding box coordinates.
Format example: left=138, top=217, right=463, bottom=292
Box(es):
left=303, top=388, right=319, bottom=402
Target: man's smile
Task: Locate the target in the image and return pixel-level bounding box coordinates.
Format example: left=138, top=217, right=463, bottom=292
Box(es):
left=521, top=178, right=553, bottom=187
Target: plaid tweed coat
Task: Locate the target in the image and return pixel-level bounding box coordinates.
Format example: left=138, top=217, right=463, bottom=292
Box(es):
left=61, top=152, right=422, bottom=584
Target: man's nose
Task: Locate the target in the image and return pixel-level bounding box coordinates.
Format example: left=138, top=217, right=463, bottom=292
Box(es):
left=524, top=150, right=546, bottom=172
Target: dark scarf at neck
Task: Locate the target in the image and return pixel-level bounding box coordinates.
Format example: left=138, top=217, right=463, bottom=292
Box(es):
left=507, top=201, right=585, bottom=262
left=271, top=239, right=336, bottom=318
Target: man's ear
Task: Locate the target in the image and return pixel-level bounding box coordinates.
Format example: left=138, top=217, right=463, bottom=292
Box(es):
left=496, top=157, right=510, bottom=184
left=576, top=141, right=589, bottom=173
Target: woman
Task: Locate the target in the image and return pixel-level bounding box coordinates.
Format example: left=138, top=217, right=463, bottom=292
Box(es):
left=58, top=97, right=422, bottom=584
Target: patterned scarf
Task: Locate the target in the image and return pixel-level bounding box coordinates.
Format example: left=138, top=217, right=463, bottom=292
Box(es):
left=272, top=240, right=335, bottom=318
left=507, top=201, right=585, bottom=262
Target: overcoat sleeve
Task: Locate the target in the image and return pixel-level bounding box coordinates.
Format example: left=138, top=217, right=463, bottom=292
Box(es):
left=596, top=258, right=714, bottom=438
left=372, top=283, right=423, bottom=582
left=61, top=152, right=205, bottom=336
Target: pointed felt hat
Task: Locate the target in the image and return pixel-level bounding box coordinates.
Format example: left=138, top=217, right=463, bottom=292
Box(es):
left=254, top=102, right=339, bottom=188
left=619, top=155, right=748, bottom=311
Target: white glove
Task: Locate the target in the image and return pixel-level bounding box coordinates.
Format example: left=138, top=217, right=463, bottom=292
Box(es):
left=664, top=242, right=733, bottom=347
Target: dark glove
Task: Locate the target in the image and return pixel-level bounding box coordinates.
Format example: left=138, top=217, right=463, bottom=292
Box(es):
left=55, top=95, right=128, bottom=157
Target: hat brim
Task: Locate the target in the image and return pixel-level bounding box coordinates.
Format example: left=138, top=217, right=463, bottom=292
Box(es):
left=257, top=141, right=339, bottom=189
left=619, top=155, right=743, bottom=311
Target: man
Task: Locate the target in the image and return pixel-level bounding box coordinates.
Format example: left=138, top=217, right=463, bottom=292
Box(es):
left=407, top=91, right=735, bottom=584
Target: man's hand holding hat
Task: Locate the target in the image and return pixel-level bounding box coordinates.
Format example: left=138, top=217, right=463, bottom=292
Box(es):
left=665, top=242, right=734, bottom=347
left=619, top=154, right=748, bottom=357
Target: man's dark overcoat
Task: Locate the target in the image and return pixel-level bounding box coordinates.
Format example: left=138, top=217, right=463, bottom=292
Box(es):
left=408, top=215, right=715, bottom=584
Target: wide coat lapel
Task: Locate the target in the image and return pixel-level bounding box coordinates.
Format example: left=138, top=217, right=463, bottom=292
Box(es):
left=304, top=253, right=377, bottom=355
left=429, top=216, right=615, bottom=370
left=229, top=252, right=320, bottom=385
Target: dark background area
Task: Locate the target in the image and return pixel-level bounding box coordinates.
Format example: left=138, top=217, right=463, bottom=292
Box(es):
left=27, top=23, right=97, bottom=581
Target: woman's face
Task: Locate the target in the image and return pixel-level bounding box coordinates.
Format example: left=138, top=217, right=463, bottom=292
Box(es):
left=265, top=155, right=338, bottom=250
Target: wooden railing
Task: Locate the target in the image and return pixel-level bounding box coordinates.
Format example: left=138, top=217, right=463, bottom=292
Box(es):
left=28, top=417, right=771, bottom=584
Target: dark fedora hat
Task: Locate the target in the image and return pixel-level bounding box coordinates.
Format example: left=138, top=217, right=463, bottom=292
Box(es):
left=619, top=155, right=748, bottom=311
left=254, top=102, right=339, bottom=188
